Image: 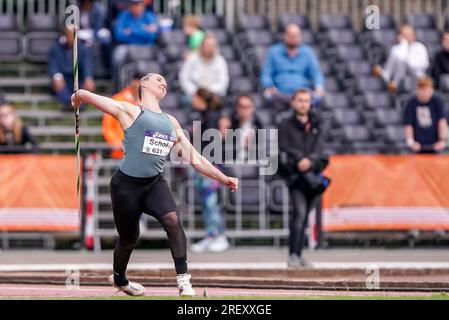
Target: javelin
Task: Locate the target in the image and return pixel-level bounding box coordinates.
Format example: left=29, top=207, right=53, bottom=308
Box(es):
left=71, top=3, right=81, bottom=218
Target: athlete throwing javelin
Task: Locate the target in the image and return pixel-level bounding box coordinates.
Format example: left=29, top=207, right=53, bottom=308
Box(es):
left=71, top=73, right=239, bottom=296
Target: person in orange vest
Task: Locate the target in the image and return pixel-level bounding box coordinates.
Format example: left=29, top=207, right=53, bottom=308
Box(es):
left=102, top=70, right=145, bottom=159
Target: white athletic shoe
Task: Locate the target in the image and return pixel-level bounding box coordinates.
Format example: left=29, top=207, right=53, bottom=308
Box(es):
left=108, top=275, right=146, bottom=296
left=208, top=235, right=230, bottom=253
left=177, top=273, right=196, bottom=297
left=190, top=237, right=213, bottom=253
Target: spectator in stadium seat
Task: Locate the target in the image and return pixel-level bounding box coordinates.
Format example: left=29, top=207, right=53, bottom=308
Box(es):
left=278, top=89, right=329, bottom=267
left=432, top=31, right=449, bottom=89
left=373, top=25, right=429, bottom=93
left=179, top=33, right=229, bottom=102
left=102, top=70, right=145, bottom=159
left=404, top=77, right=447, bottom=153
left=182, top=15, right=205, bottom=57
left=189, top=88, right=230, bottom=253
left=49, top=26, right=95, bottom=111
left=112, top=0, right=158, bottom=89
left=0, top=101, right=37, bottom=154
left=261, top=23, right=325, bottom=112
left=220, top=93, right=264, bottom=161
left=78, top=0, right=112, bottom=68
left=107, top=0, right=153, bottom=26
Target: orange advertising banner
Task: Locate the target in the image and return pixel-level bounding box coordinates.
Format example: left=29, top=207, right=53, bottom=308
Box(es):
left=0, top=155, right=80, bottom=232
left=322, top=155, right=449, bottom=232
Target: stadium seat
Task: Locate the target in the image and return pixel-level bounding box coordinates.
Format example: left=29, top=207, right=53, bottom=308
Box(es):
left=383, top=125, right=408, bottom=153
left=405, top=14, right=437, bottom=29
left=0, top=15, right=22, bottom=60
left=345, top=61, right=373, bottom=78
left=415, top=29, right=441, bottom=45
left=220, top=45, right=236, bottom=60
left=364, top=91, right=395, bottom=109
left=440, top=74, right=449, bottom=93
left=324, top=77, right=342, bottom=92
left=323, top=93, right=350, bottom=110
left=245, top=30, right=274, bottom=47
left=279, top=14, right=311, bottom=31
left=335, top=45, right=365, bottom=62
left=126, top=45, right=156, bottom=62
left=237, top=15, right=270, bottom=31
left=355, top=76, right=386, bottom=93
left=300, top=30, right=315, bottom=44
left=229, top=77, right=254, bottom=94
left=341, top=125, right=384, bottom=153
left=27, top=14, right=59, bottom=31
left=363, top=14, right=396, bottom=30
left=319, top=14, right=353, bottom=31
left=374, top=109, right=402, bottom=128
left=24, top=14, right=59, bottom=62
left=333, top=109, right=362, bottom=127
left=162, top=44, right=185, bottom=63
left=227, top=180, right=265, bottom=212
left=200, top=14, right=222, bottom=29
left=206, top=28, right=229, bottom=44
left=228, top=61, right=245, bottom=77
left=159, top=30, right=186, bottom=47
left=328, top=29, right=357, bottom=45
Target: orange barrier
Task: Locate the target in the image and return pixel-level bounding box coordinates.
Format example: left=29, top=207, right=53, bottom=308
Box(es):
left=322, top=155, right=449, bottom=232
left=0, top=155, right=80, bottom=232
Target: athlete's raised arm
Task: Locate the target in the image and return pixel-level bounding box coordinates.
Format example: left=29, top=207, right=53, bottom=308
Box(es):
left=167, top=114, right=239, bottom=192
left=71, top=89, right=138, bottom=126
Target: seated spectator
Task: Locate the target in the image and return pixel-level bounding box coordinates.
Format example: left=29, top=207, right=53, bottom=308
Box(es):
left=277, top=89, right=329, bottom=267
left=102, top=70, right=145, bottom=159
left=182, top=15, right=205, bottom=56
left=107, top=0, right=153, bottom=26
left=374, top=25, right=429, bottom=93
left=404, top=77, right=447, bottom=153
left=220, top=93, right=264, bottom=161
left=0, top=101, right=37, bottom=154
left=112, top=0, right=158, bottom=89
left=49, top=26, right=95, bottom=111
left=432, top=31, right=449, bottom=89
left=189, top=88, right=230, bottom=253
left=261, top=23, right=325, bottom=112
left=179, top=33, right=229, bottom=101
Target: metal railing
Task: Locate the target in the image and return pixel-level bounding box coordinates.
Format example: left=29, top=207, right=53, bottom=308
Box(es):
left=90, top=159, right=292, bottom=251
left=4, top=0, right=449, bottom=31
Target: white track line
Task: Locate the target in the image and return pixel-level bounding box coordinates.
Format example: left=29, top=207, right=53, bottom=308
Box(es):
left=1, top=262, right=449, bottom=272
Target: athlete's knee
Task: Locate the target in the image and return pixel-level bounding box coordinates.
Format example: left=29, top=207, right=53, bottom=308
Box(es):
left=117, top=236, right=139, bottom=250
left=161, top=211, right=180, bottom=231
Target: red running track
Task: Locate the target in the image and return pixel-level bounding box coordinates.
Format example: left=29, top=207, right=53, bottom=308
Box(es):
left=0, top=284, right=436, bottom=298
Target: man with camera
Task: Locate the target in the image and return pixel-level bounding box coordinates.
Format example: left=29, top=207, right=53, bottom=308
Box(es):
left=278, top=89, right=330, bottom=267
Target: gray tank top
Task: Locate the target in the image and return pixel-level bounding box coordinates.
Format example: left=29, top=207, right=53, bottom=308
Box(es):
left=119, top=106, right=176, bottom=178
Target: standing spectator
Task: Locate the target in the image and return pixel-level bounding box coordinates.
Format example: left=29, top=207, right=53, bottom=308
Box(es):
left=404, top=77, right=447, bottom=153
left=182, top=15, right=205, bottom=55
left=220, top=94, right=264, bottom=161
left=261, top=24, right=325, bottom=111
left=0, top=101, right=37, bottom=154
left=189, top=89, right=230, bottom=253
left=278, top=89, right=329, bottom=267
left=432, top=31, right=449, bottom=89
left=49, top=26, right=95, bottom=111
left=112, top=0, right=158, bottom=89
left=374, top=25, right=429, bottom=92
left=102, top=70, right=144, bottom=159
left=179, top=33, right=229, bottom=101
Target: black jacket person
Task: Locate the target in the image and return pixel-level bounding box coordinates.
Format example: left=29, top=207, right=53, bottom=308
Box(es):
left=277, top=89, right=329, bottom=267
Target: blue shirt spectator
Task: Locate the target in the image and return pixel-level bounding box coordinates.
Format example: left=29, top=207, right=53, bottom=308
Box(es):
left=113, top=0, right=158, bottom=45
left=261, top=42, right=324, bottom=94
left=260, top=24, right=324, bottom=111
left=48, top=27, right=95, bottom=111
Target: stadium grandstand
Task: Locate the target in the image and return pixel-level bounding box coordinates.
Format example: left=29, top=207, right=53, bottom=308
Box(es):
left=1, top=0, right=449, bottom=252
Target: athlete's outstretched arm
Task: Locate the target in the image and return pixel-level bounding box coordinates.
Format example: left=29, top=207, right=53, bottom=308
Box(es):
left=167, top=115, right=239, bottom=192
left=71, top=89, right=132, bottom=119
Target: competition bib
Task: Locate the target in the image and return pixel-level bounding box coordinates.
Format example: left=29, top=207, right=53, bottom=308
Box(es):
left=142, top=130, right=175, bottom=156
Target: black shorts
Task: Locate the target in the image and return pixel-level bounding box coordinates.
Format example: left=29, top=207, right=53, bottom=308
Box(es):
left=110, top=169, right=178, bottom=221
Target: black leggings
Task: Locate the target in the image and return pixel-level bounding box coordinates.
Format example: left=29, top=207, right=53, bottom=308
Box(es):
left=110, top=170, right=187, bottom=284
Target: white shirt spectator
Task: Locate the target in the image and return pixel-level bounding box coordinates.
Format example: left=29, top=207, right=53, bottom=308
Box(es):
left=179, top=52, right=229, bottom=97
